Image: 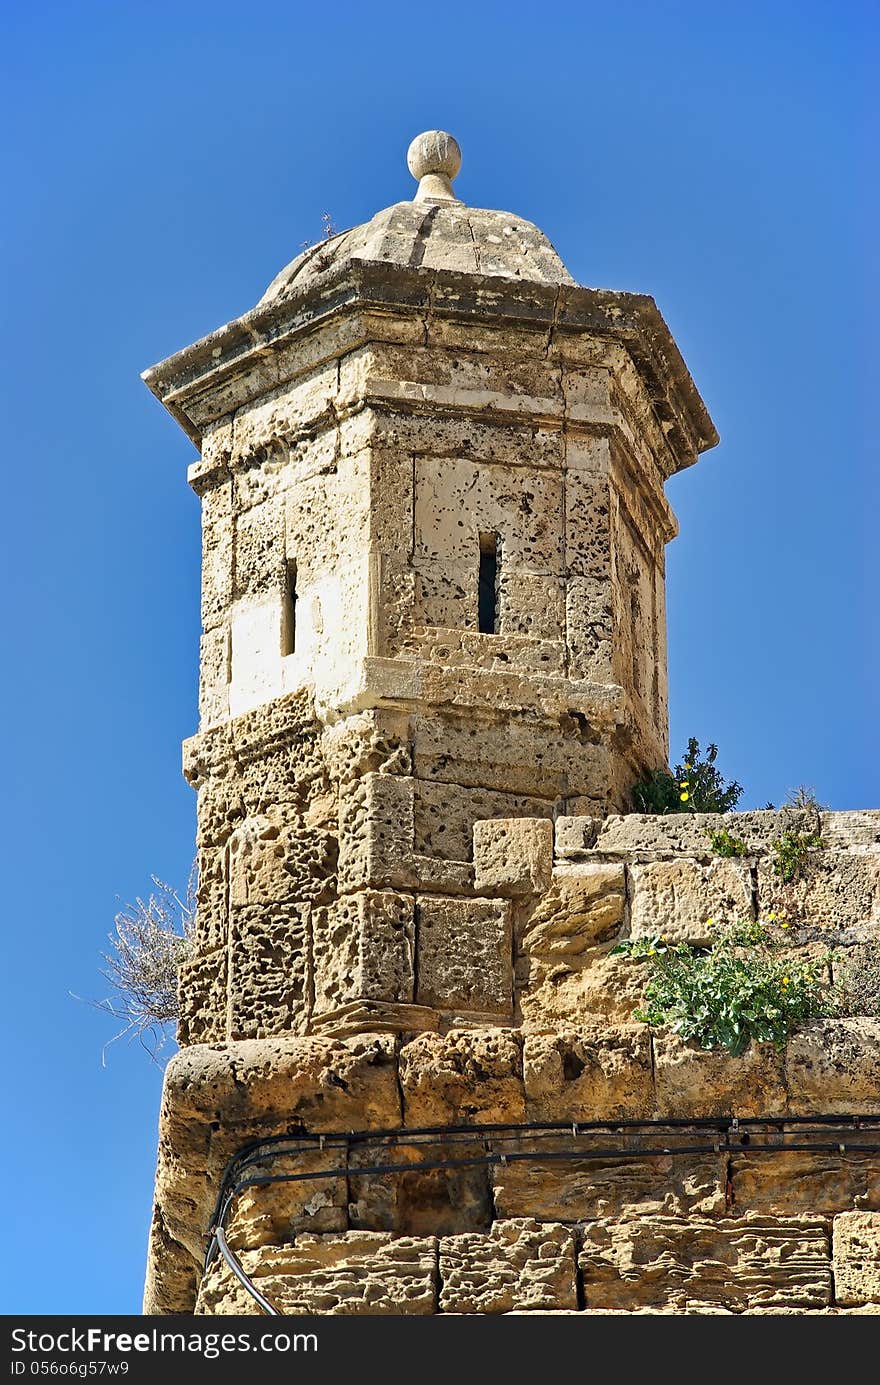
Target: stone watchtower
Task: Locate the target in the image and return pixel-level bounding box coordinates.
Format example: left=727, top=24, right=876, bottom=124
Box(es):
left=144, top=129, right=715, bottom=1051
left=142, top=133, right=880, bottom=1316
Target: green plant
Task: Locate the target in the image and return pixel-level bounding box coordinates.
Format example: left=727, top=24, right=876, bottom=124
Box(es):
left=771, top=830, right=824, bottom=882
left=706, top=827, right=749, bottom=858
left=613, top=920, right=827, bottom=1056
left=631, top=737, right=743, bottom=815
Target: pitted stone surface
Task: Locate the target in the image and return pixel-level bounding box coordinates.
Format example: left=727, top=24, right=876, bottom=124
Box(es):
left=579, top=1214, right=832, bottom=1312
left=629, top=857, right=753, bottom=945
left=833, top=1212, right=880, bottom=1306
left=197, top=1233, right=437, bottom=1315
left=439, top=1219, right=577, bottom=1313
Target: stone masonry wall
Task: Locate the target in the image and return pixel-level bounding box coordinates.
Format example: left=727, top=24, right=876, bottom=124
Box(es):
left=146, top=808, right=880, bottom=1315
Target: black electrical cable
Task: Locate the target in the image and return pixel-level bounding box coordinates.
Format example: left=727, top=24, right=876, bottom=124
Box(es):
left=202, top=1114, right=880, bottom=1315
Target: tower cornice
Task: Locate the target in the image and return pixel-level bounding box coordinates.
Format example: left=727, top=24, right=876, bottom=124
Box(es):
left=143, top=260, right=717, bottom=474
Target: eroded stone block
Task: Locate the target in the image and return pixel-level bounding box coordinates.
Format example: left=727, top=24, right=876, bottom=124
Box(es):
left=579, top=1214, right=831, bottom=1311
left=197, top=1233, right=437, bottom=1314
left=312, top=890, right=414, bottom=1014
left=225, top=1148, right=348, bottom=1247
left=164, top=1033, right=401, bottom=1130
left=228, top=903, right=310, bottom=1039
left=523, top=1025, right=652, bottom=1120
left=653, top=1034, right=787, bottom=1119
left=520, top=864, right=625, bottom=959
left=399, top=1029, right=525, bottom=1126
left=177, top=949, right=227, bottom=1046
left=833, top=1211, right=880, bottom=1305
left=731, top=1152, right=880, bottom=1217
left=629, top=858, right=753, bottom=945
left=416, top=895, right=512, bottom=1015
left=439, top=1219, right=577, bottom=1313
left=473, top=817, right=554, bottom=897
left=757, top=851, right=880, bottom=931
left=785, top=1020, right=880, bottom=1114
left=493, top=1145, right=726, bottom=1221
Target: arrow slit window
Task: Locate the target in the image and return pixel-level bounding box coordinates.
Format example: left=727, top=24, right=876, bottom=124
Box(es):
left=478, top=533, right=499, bottom=635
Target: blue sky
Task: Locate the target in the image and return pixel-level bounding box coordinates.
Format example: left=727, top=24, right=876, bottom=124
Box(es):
left=1, top=1, right=875, bottom=1314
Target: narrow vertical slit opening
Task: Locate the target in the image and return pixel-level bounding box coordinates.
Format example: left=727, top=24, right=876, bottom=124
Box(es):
left=478, top=532, right=499, bottom=635
left=281, top=559, right=297, bottom=656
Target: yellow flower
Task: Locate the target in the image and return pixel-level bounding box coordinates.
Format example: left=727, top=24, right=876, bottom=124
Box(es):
left=684, top=763, right=692, bottom=771
left=781, top=922, right=790, bottom=930
left=680, top=791, right=690, bottom=802
left=766, top=912, right=777, bottom=922
left=781, top=976, right=790, bottom=986
left=648, top=948, right=656, bottom=957
left=706, top=918, right=715, bottom=929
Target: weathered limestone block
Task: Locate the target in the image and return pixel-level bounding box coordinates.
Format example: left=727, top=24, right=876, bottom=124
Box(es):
left=165, top=1034, right=401, bottom=1130
left=519, top=946, right=650, bottom=1028
left=228, top=361, right=339, bottom=462
left=191, top=845, right=227, bottom=953
left=399, top=1029, right=525, bottom=1126
left=520, top=864, right=625, bottom=959
left=473, top=817, right=554, bottom=897
left=337, top=773, right=415, bottom=892
left=413, top=780, right=551, bottom=863
left=413, top=454, right=564, bottom=574
left=731, top=1152, right=880, bottom=1217
left=493, top=1146, right=726, bottom=1221
left=177, top=948, right=227, bottom=1046
left=225, top=1148, right=348, bottom=1247
left=143, top=1207, right=200, bottom=1322
left=322, top=708, right=412, bottom=786
left=198, top=628, right=230, bottom=727
left=566, top=576, right=615, bottom=686
left=228, top=903, right=310, bottom=1039
left=498, top=572, right=566, bottom=641
left=785, top=1020, right=880, bottom=1114
left=820, top=812, right=880, bottom=850
left=833, top=1212, right=880, bottom=1305
left=229, top=816, right=296, bottom=906
left=829, top=941, right=880, bottom=1017
left=757, top=851, right=880, bottom=931
left=194, top=773, right=243, bottom=851
left=595, top=811, right=782, bottom=859
left=439, top=1219, right=577, bottom=1313
left=553, top=816, right=601, bottom=860
left=523, top=1025, right=652, bottom=1120
left=410, top=714, right=587, bottom=803
left=348, top=1142, right=492, bottom=1237
left=415, top=895, right=512, bottom=1015
left=234, top=497, right=286, bottom=598
left=579, top=1214, right=832, bottom=1311
left=199, top=478, right=233, bottom=630
left=312, top=890, right=414, bottom=1014
left=196, top=1233, right=437, bottom=1315
left=227, top=808, right=336, bottom=908
left=564, top=466, right=611, bottom=578
left=653, top=1034, right=787, bottom=1118
left=629, top=858, right=753, bottom=945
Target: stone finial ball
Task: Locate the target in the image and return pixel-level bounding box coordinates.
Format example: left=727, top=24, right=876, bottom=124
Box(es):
left=407, top=130, right=462, bottom=183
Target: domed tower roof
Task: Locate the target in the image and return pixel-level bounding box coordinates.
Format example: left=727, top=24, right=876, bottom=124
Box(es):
left=143, top=129, right=718, bottom=466
left=260, top=129, right=575, bottom=305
